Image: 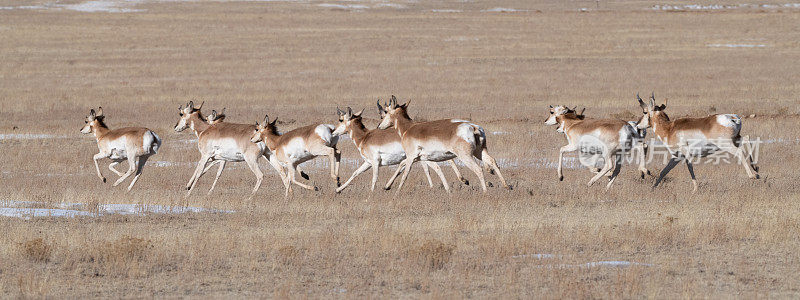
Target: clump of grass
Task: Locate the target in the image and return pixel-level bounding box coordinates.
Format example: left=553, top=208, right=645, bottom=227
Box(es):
left=409, top=240, right=455, bottom=271
left=274, top=245, right=304, bottom=267
left=20, top=238, right=52, bottom=263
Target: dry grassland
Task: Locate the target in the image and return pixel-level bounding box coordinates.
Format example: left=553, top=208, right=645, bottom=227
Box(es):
left=1, top=0, right=800, bottom=298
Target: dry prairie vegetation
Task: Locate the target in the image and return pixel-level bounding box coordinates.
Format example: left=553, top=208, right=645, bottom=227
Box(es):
left=1, top=0, right=800, bottom=298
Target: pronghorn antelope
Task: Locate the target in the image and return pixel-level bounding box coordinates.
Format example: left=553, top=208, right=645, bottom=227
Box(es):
left=250, top=114, right=341, bottom=197
left=377, top=96, right=509, bottom=193
left=544, top=105, right=640, bottom=189
left=174, top=101, right=283, bottom=196
left=332, top=106, right=468, bottom=193
left=636, top=93, right=759, bottom=191
left=80, top=107, right=162, bottom=191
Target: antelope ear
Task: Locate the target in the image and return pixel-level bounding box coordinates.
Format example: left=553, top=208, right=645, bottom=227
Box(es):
left=354, top=108, right=365, bottom=117
left=188, top=101, right=194, bottom=110
left=402, top=99, right=411, bottom=108
left=89, top=109, right=96, bottom=119
left=637, top=93, right=647, bottom=112
left=549, top=105, right=553, bottom=108
left=96, top=107, right=104, bottom=117
left=210, top=110, right=218, bottom=119
left=178, top=105, right=183, bottom=113
left=263, top=114, right=269, bottom=125
left=377, top=100, right=385, bottom=114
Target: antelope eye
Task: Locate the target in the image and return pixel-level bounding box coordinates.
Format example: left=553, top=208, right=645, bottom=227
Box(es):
left=85, top=120, right=88, bottom=123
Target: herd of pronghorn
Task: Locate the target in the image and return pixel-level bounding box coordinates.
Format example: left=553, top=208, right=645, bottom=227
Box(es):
left=80, top=93, right=760, bottom=197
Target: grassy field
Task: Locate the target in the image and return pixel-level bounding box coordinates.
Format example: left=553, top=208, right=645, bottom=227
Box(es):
left=1, top=0, right=799, bottom=297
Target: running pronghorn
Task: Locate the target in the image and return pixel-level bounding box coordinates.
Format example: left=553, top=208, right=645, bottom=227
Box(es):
left=376, top=96, right=509, bottom=193
left=174, top=101, right=283, bottom=196
left=544, top=105, right=641, bottom=190
left=332, top=106, right=468, bottom=193
left=80, top=107, right=162, bottom=191
left=250, top=114, right=341, bottom=198
left=635, top=93, right=759, bottom=192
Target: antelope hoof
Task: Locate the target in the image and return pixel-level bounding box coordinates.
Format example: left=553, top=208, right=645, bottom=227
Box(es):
left=300, top=171, right=310, bottom=180
left=101, top=177, right=107, bottom=183
left=384, top=186, right=391, bottom=191
left=506, top=184, right=513, bottom=190
left=489, top=169, right=496, bottom=175
left=559, top=176, right=564, bottom=181
left=462, top=179, right=470, bottom=185
left=488, top=182, right=494, bottom=188
left=314, top=186, right=319, bottom=191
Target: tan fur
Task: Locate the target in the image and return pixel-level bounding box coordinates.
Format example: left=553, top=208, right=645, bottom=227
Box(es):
left=175, top=102, right=278, bottom=197
left=546, top=106, right=636, bottom=189
left=81, top=108, right=161, bottom=192
left=637, top=94, right=759, bottom=191
left=335, top=110, right=468, bottom=193
left=377, top=97, right=509, bottom=193
left=252, top=117, right=340, bottom=198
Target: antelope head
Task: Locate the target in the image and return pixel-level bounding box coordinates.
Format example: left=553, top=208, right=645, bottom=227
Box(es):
left=174, top=100, right=204, bottom=132
left=251, top=114, right=278, bottom=143
left=80, top=107, right=105, bottom=134
left=635, top=92, right=666, bottom=129
left=377, top=95, right=411, bottom=130
left=207, top=108, right=226, bottom=125
left=333, top=106, right=365, bottom=136
left=544, top=105, right=575, bottom=126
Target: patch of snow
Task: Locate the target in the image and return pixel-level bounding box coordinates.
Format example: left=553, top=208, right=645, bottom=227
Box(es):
left=653, top=3, right=800, bottom=11
left=536, top=260, right=654, bottom=269
left=0, top=133, right=63, bottom=140
left=318, top=3, right=368, bottom=10
left=374, top=3, right=405, bottom=9
left=0, top=200, right=233, bottom=220
left=490, top=131, right=509, bottom=135
left=482, top=7, right=527, bottom=12
left=431, top=9, right=461, bottom=12
left=512, top=253, right=559, bottom=259
left=62, top=1, right=145, bottom=13
left=444, top=36, right=479, bottom=42
left=708, top=44, right=766, bottom=48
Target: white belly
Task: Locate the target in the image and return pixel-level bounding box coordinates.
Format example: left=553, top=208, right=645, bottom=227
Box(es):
left=283, top=137, right=314, bottom=163
left=413, top=140, right=456, bottom=162
left=375, top=142, right=406, bottom=165
left=106, top=138, right=128, bottom=160
left=208, top=138, right=246, bottom=162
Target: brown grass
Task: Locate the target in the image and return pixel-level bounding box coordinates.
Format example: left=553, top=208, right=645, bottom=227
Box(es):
left=1, top=0, right=800, bottom=298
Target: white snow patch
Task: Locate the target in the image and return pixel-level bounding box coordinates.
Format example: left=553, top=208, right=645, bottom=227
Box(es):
left=0, top=133, right=64, bottom=140
left=482, top=7, right=527, bottom=12
left=0, top=200, right=233, bottom=220
left=318, top=3, right=368, bottom=10
left=374, top=3, right=405, bottom=9
left=444, top=36, right=479, bottom=42
left=653, top=3, right=800, bottom=11
left=431, top=9, right=461, bottom=12
left=512, top=253, right=559, bottom=259
left=708, top=44, right=767, bottom=48
left=62, top=1, right=145, bottom=13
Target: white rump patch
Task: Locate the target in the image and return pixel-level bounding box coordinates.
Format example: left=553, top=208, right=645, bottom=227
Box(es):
left=456, top=123, right=478, bottom=147
left=315, top=124, right=337, bottom=146
left=716, top=114, right=741, bottom=128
